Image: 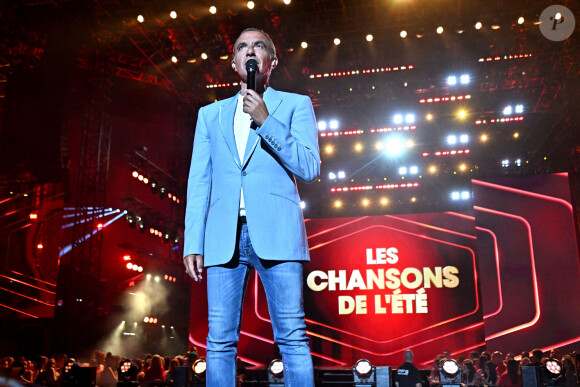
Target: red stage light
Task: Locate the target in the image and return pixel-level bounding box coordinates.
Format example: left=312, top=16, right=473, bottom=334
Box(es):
left=37, top=243, right=43, bottom=249
left=123, top=255, right=131, bottom=261
left=97, top=223, right=103, bottom=230
left=29, top=213, right=38, bottom=220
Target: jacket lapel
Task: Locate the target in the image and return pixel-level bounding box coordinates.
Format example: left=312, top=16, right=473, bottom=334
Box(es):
left=241, top=87, right=282, bottom=169
left=219, top=94, right=242, bottom=168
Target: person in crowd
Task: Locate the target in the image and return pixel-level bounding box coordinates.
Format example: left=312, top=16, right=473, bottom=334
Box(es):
left=520, top=357, right=531, bottom=367
left=498, top=359, right=521, bottom=387
left=529, top=349, right=543, bottom=366
left=492, top=351, right=506, bottom=376
left=562, top=355, right=578, bottom=387
left=95, top=352, right=118, bottom=387
left=164, top=358, right=180, bottom=384
left=428, top=356, right=443, bottom=386
left=143, top=354, right=165, bottom=382
left=35, top=357, right=58, bottom=386
left=483, top=360, right=498, bottom=386
left=395, top=350, right=423, bottom=387
left=462, top=359, right=478, bottom=386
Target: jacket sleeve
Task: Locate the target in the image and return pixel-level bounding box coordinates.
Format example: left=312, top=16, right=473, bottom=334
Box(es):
left=256, top=95, right=320, bottom=183
left=183, top=107, right=212, bottom=258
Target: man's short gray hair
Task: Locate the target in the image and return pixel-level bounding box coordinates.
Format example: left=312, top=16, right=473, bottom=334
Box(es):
left=234, top=28, right=277, bottom=59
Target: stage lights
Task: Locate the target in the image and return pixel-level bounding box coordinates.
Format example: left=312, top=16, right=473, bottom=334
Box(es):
left=283, top=0, right=291, bottom=4
left=383, top=136, right=406, bottom=156
left=126, top=262, right=143, bottom=272
left=324, top=145, right=333, bottom=154
left=448, top=74, right=470, bottom=86
left=436, top=26, right=444, bottom=34
left=480, top=134, right=488, bottom=142
left=137, top=15, right=144, bottom=23
left=247, top=1, right=255, bottom=9
left=398, top=166, right=419, bottom=175
left=169, top=11, right=177, bottom=19
left=353, top=359, right=375, bottom=383
left=439, top=359, right=462, bottom=383
left=503, top=105, right=512, bottom=115
left=318, top=121, right=327, bottom=130
left=143, top=316, right=158, bottom=324
left=447, top=135, right=457, bottom=145
left=329, top=119, right=339, bottom=130
left=118, top=360, right=138, bottom=383
left=268, top=359, right=284, bottom=384
left=518, top=16, right=525, bottom=24
left=366, top=34, right=373, bottom=42
left=334, top=200, right=342, bottom=208
left=301, top=41, right=308, bottom=49
left=445, top=134, right=469, bottom=145
left=502, top=159, right=510, bottom=167
left=451, top=191, right=471, bottom=201
left=400, top=30, right=407, bottom=38
left=193, top=358, right=207, bottom=379
left=543, top=359, right=563, bottom=383
left=393, top=113, right=415, bottom=125
left=209, top=5, right=217, bottom=14
left=334, top=38, right=341, bottom=46
left=475, top=21, right=482, bottom=29
left=300, top=201, right=306, bottom=209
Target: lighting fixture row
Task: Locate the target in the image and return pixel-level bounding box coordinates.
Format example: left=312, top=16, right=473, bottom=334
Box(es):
left=131, top=171, right=181, bottom=204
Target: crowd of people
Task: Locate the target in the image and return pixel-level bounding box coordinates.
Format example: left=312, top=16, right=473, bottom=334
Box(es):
left=1, top=347, right=579, bottom=386
left=424, top=348, right=579, bottom=387
left=0, top=349, right=200, bottom=386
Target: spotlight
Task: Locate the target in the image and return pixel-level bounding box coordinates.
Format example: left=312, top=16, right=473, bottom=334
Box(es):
left=366, top=34, right=373, bottom=42
left=461, top=191, right=471, bottom=200
left=300, top=201, right=306, bottom=209
left=518, top=16, right=524, bottom=24
left=209, top=6, right=217, bottom=14
left=426, top=113, right=433, bottom=121
left=447, top=135, right=457, bottom=145
left=384, top=137, right=405, bottom=156
left=325, top=145, right=333, bottom=154
left=334, top=200, right=342, bottom=208
left=268, top=359, right=284, bottom=384
left=353, top=359, right=375, bottom=384
left=400, top=30, right=407, bottom=38
left=503, top=105, right=513, bottom=115
left=409, top=166, right=419, bottom=174
left=201, top=53, right=208, bottom=60
left=334, top=38, right=341, bottom=46
left=542, top=359, right=564, bottom=384
left=457, top=110, right=467, bottom=119
left=451, top=191, right=460, bottom=201
left=439, top=359, right=462, bottom=384
left=301, top=41, right=308, bottom=49
left=171, top=56, right=178, bottom=63
left=399, top=167, right=407, bottom=175
left=354, top=143, right=363, bottom=152
left=361, top=199, right=370, bottom=207
left=137, top=15, right=144, bottom=23
left=515, top=104, right=524, bottom=113
left=459, top=134, right=469, bottom=143
left=436, top=26, right=444, bottom=34
left=283, top=0, right=291, bottom=4
left=193, top=358, right=207, bottom=379
left=337, top=171, right=346, bottom=179
left=328, top=172, right=337, bottom=180
left=393, top=114, right=403, bottom=124
left=247, top=1, right=255, bottom=9
left=118, top=359, right=139, bottom=384
left=447, top=76, right=457, bottom=86
left=380, top=197, right=389, bottom=206
left=460, top=74, right=470, bottom=84
left=429, top=165, right=437, bottom=174
left=329, top=119, right=339, bottom=130
left=475, top=22, right=482, bottom=30
left=317, top=121, right=327, bottom=130
left=169, top=11, right=177, bottom=19
left=405, top=113, right=415, bottom=124
left=480, top=134, right=488, bottom=142
left=501, top=159, right=510, bottom=167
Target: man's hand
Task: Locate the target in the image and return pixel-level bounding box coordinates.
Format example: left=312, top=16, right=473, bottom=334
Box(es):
left=243, top=89, right=269, bottom=127
left=184, top=254, right=204, bottom=282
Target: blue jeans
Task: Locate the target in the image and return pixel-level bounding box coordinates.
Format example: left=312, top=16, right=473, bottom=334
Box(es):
left=206, top=223, right=314, bottom=387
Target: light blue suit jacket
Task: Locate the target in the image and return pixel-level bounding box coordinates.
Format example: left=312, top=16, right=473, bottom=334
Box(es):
left=184, top=87, right=321, bottom=266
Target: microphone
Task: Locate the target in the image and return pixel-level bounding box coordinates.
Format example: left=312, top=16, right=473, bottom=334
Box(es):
left=245, top=59, right=258, bottom=91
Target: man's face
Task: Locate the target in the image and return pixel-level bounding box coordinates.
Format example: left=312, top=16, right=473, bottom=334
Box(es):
left=232, top=30, right=277, bottom=84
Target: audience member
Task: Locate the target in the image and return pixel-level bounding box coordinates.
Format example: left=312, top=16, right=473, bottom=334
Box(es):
left=461, top=359, right=477, bottom=386
left=530, top=349, right=543, bottom=366
left=562, top=355, right=578, bottom=387
left=143, top=354, right=165, bottom=382
left=498, top=359, right=521, bottom=387
left=483, top=360, right=498, bottom=385
left=492, top=351, right=506, bottom=375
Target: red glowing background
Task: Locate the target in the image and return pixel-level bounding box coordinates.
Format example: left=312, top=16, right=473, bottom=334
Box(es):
left=188, top=173, right=580, bottom=367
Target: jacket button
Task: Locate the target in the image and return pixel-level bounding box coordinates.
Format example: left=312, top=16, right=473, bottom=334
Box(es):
left=242, top=171, right=247, bottom=176
left=277, top=147, right=282, bottom=151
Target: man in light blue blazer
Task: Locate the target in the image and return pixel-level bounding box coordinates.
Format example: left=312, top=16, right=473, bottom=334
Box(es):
left=183, top=28, right=320, bottom=386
